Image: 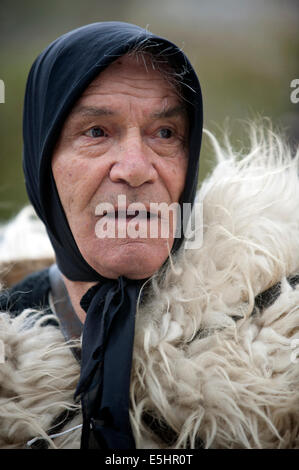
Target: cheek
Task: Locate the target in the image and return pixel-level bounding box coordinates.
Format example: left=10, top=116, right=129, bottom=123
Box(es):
left=52, top=155, right=104, bottom=213
left=161, top=158, right=188, bottom=202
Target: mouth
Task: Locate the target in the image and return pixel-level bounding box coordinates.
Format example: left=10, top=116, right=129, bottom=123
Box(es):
left=94, top=202, right=177, bottom=240
left=104, top=209, right=158, bottom=220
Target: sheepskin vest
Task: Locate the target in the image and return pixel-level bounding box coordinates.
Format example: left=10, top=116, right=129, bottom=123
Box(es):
left=0, top=126, right=299, bottom=449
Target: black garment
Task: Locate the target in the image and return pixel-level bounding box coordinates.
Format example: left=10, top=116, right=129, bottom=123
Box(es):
left=0, top=268, right=52, bottom=317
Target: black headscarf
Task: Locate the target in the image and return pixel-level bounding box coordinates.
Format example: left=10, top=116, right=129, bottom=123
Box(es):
left=22, top=22, right=203, bottom=448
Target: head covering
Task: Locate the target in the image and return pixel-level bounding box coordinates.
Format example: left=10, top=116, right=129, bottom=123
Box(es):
left=22, top=22, right=203, bottom=448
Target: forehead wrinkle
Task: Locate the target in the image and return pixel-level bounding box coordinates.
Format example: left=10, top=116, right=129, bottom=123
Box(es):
left=92, top=74, right=164, bottom=82
left=151, top=104, right=187, bottom=119
left=84, top=79, right=173, bottom=96
left=70, top=102, right=185, bottom=123
left=70, top=105, right=116, bottom=117
left=82, top=64, right=175, bottom=97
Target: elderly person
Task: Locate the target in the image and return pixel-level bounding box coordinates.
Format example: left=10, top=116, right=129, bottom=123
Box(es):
left=0, top=22, right=298, bottom=450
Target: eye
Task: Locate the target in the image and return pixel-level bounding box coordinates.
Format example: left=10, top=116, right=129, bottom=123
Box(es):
left=158, top=128, right=173, bottom=139
left=85, top=127, right=108, bottom=138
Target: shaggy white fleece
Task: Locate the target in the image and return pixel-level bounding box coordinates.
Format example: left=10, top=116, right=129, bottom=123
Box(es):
left=0, top=122, right=298, bottom=449
left=0, top=311, right=81, bottom=448
left=131, top=123, right=299, bottom=449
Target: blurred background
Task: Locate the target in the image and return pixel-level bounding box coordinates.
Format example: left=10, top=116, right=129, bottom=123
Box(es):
left=0, top=0, right=298, bottom=222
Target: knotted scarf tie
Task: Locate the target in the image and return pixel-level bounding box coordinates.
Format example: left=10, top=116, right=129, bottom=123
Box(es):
left=74, top=276, right=145, bottom=449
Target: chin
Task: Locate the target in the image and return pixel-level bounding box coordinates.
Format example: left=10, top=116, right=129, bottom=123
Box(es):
left=83, top=238, right=173, bottom=280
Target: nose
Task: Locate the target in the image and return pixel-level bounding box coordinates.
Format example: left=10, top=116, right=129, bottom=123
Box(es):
left=109, top=130, right=157, bottom=187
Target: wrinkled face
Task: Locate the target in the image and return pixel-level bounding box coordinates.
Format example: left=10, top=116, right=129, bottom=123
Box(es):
left=52, top=54, right=188, bottom=279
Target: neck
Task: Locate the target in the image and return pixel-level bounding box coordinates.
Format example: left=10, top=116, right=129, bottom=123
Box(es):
left=61, top=273, right=97, bottom=323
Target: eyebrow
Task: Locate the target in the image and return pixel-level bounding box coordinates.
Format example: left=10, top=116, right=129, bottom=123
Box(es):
left=151, top=104, right=187, bottom=119
left=71, top=104, right=187, bottom=120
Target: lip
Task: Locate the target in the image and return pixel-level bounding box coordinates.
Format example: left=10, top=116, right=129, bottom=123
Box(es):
left=100, top=202, right=162, bottom=220
left=104, top=209, right=159, bottom=220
